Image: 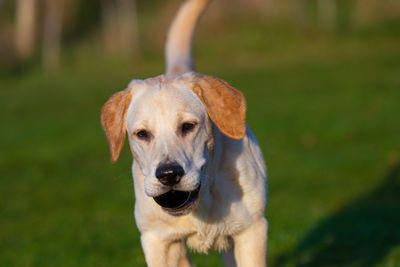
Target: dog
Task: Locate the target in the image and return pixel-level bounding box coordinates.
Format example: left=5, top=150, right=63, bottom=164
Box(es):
left=101, top=0, right=267, bottom=266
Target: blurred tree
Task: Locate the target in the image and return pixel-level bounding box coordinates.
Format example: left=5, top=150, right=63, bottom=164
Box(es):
left=101, top=0, right=139, bottom=55
left=263, top=0, right=276, bottom=18
left=62, top=0, right=102, bottom=42
left=291, top=0, right=307, bottom=26
left=42, top=0, right=64, bottom=70
left=353, top=0, right=400, bottom=27
left=15, top=0, right=37, bottom=60
left=117, top=0, right=139, bottom=54
left=3, top=0, right=400, bottom=71
left=317, top=0, right=337, bottom=30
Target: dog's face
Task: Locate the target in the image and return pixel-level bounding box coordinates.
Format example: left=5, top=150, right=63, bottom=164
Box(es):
left=126, top=77, right=211, bottom=198
left=101, top=72, right=246, bottom=215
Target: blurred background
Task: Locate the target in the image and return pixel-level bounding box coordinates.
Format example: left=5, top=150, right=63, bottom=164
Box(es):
left=1, top=0, right=399, bottom=266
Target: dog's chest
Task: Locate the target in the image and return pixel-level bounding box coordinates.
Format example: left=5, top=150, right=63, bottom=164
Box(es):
left=183, top=192, right=253, bottom=253
left=184, top=214, right=247, bottom=253
left=185, top=224, right=231, bottom=253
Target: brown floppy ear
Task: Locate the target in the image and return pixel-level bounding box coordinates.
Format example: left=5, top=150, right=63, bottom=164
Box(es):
left=189, top=74, right=247, bottom=139
left=101, top=88, right=133, bottom=162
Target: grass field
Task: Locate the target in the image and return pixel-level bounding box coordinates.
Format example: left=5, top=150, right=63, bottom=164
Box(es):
left=1, top=19, right=400, bottom=266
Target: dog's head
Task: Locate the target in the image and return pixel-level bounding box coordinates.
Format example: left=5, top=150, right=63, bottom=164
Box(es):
left=101, top=72, right=246, bottom=215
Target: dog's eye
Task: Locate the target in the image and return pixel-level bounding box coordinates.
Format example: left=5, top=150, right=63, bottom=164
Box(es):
left=181, top=122, right=196, bottom=135
left=136, top=130, right=150, bottom=140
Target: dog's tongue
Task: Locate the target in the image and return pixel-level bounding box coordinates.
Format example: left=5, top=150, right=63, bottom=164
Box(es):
left=153, top=190, right=190, bottom=209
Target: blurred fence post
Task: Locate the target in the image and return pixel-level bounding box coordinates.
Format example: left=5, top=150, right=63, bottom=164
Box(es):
left=15, top=0, right=36, bottom=60
left=42, top=0, right=64, bottom=70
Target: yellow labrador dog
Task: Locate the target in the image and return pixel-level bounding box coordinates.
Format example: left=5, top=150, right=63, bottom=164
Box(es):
left=101, top=0, right=267, bottom=266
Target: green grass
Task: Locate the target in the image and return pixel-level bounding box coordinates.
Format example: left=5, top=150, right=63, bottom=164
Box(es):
left=1, top=21, right=400, bottom=266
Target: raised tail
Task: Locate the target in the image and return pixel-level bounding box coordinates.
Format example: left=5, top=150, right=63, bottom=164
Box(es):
left=166, top=0, right=211, bottom=74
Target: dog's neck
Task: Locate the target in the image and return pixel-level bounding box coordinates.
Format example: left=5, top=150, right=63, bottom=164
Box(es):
left=194, top=125, right=246, bottom=222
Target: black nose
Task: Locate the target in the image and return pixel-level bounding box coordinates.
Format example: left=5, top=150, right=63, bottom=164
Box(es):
left=155, top=163, right=185, bottom=186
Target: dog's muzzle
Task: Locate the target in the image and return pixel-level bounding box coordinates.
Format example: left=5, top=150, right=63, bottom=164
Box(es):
left=153, top=185, right=200, bottom=216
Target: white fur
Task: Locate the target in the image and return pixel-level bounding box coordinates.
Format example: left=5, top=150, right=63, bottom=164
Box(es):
left=106, top=0, right=268, bottom=265
left=123, top=74, right=267, bottom=266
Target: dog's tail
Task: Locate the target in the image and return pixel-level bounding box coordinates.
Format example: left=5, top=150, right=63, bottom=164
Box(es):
left=166, top=0, right=211, bottom=74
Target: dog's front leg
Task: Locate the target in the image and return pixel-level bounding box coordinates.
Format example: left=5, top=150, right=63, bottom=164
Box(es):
left=141, top=232, right=170, bottom=267
left=169, top=241, right=194, bottom=267
left=141, top=232, right=192, bottom=267
left=232, top=218, right=268, bottom=267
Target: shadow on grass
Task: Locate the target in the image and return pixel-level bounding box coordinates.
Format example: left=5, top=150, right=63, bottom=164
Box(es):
left=275, top=162, right=400, bottom=266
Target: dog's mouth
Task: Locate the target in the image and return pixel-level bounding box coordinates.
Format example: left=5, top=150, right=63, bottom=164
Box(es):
left=153, top=185, right=200, bottom=216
